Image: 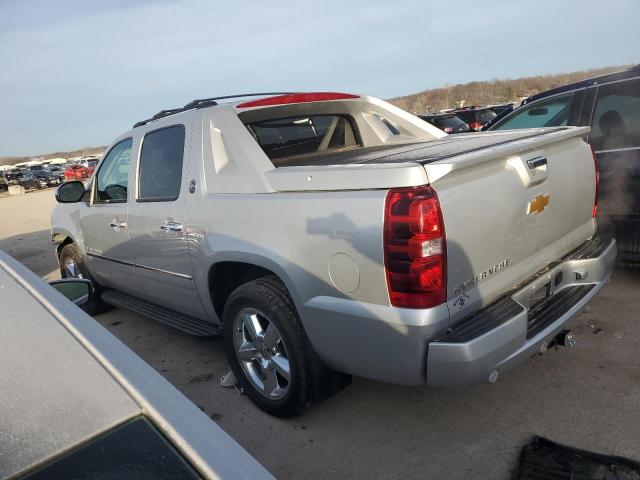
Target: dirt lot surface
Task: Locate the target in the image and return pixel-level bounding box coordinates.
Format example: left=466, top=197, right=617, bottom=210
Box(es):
left=2, top=189, right=640, bottom=479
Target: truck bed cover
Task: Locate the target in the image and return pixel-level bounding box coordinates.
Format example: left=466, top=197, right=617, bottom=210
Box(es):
left=277, top=128, right=568, bottom=167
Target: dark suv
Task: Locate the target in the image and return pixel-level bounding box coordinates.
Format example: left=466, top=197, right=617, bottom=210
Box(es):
left=30, top=165, right=62, bottom=187
left=488, top=65, right=640, bottom=263
left=453, top=107, right=497, bottom=131
left=418, top=113, right=470, bottom=133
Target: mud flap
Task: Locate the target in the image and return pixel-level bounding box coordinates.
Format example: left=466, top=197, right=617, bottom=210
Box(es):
left=515, top=436, right=640, bottom=479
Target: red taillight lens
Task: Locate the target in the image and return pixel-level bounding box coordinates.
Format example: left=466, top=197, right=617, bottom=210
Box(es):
left=591, top=147, right=599, bottom=218
left=469, top=121, right=482, bottom=131
left=384, top=186, right=447, bottom=308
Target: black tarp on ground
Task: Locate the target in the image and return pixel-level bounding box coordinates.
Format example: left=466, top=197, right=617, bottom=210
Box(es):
left=515, top=436, right=640, bottom=480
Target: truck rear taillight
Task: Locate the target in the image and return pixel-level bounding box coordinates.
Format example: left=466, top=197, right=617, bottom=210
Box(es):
left=591, top=146, right=599, bottom=218
left=384, top=186, right=447, bottom=308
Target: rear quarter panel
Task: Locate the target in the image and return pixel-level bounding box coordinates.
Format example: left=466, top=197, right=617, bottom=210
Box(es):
left=186, top=190, right=390, bottom=317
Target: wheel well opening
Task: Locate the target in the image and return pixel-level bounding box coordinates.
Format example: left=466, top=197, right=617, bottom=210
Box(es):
left=209, top=262, right=276, bottom=318
left=56, top=236, right=74, bottom=259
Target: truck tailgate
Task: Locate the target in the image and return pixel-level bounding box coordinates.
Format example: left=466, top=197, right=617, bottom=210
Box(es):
left=426, top=127, right=596, bottom=325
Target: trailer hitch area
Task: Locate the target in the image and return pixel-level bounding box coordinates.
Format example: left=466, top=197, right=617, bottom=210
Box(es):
left=548, top=329, right=577, bottom=351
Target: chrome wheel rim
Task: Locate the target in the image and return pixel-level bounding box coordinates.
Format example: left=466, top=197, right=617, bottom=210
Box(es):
left=63, top=258, right=83, bottom=279
left=233, top=308, right=290, bottom=400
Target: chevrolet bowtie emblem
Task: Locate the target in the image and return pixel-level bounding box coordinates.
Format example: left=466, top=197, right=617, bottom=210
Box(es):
left=527, top=194, right=550, bottom=215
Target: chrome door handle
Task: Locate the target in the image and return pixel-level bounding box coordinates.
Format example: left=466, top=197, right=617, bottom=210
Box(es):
left=527, top=156, right=547, bottom=169
left=109, top=219, right=127, bottom=229
left=160, top=221, right=183, bottom=233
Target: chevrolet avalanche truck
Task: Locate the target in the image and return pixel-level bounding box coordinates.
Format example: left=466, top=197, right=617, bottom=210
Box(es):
left=51, top=92, right=616, bottom=417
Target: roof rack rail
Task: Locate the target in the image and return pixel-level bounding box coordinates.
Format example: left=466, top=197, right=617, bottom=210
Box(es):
left=133, top=92, right=297, bottom=128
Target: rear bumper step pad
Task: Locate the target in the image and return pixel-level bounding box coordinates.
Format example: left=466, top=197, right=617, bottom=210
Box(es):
left=426, top=237, right=616, bottom=386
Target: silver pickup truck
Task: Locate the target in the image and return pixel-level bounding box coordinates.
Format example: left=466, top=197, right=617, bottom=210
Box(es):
left=51, top=92, right=616, bottom=417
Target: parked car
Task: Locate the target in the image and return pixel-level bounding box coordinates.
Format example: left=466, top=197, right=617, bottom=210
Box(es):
left=15, top=171, right=40, bottom=190
left=4, top=169, right=22, bottom=184
left=64, top=164, right=92, bottom=180
left=52, top=91, right=615, bottom=418
left=0, top=250, right=273, bottom=480
left=419, top=113, right=470, bottom=133
left=47, top=164, right=66, bottom=179
left=487, top=103, right=515, bottom=117
left=31, top=167, right=62, bottom=188
left=79, top=157, right=100, bottom=170
left=487, top=64, right=640, bottom=263
left=454, top=107, right=498, bottom=131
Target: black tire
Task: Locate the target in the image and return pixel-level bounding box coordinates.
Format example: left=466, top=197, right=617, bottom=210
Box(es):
left=223, top=276, right=350, bottom=418
left=58, top=243, right=111, bottom=315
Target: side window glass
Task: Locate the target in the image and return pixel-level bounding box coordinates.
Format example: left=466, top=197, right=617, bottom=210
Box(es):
left=95, top=139, right=132, bottom=203
left=494, top=92, right=575, bottom=130
left=590, top=79, right=640, bottom=151
left=138, top=125, right=185, bottom=201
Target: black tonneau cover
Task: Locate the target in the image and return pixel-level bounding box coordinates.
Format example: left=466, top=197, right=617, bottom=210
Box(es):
left=277, top=128, right=566, bottom=167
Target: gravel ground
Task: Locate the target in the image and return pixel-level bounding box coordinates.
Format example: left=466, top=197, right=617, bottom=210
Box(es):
left=2, top=188, right=639, bottom=479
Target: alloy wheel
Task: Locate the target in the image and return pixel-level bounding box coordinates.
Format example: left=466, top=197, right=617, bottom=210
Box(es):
left=63, top=258, right=83, bottom=279
left=233, top=308, right=291, bottom=400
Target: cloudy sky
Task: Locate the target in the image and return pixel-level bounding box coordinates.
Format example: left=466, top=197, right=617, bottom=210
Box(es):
left=1, top=0, right=638, bottom=156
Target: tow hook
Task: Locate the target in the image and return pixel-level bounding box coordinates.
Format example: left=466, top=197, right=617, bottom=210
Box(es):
left=548, top=329, right=577, bottom=350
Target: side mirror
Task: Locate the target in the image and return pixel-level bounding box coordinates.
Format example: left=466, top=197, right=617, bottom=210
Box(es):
left=49, top=279, right=93, bottom=309
left=528, top=107, right=549, bottom=116
left=55, top=181, right=85, bottom=203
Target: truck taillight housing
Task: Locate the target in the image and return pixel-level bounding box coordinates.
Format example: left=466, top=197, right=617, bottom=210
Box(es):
left=591, top=146, right=599, bottom=218
left=384, top=185, right=447, bottom=308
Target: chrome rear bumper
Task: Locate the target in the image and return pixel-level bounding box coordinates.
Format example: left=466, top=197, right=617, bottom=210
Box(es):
left=426, top=237, right=617, bottom=386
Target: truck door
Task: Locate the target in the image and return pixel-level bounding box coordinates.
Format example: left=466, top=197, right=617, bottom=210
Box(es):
left=126, top=122, right=207, bottom=319
left=588, top=77, right=640, bottom=258
left=589, top=77, right=640, bottom=215
left=80, top=138, right=145, bottom=297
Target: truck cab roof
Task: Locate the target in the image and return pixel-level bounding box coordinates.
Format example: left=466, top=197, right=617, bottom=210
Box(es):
left=522, top=64, right=640, bottom=106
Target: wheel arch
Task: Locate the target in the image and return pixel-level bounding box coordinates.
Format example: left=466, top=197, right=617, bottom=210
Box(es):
left=207, top=256, right=299, bottom=320
left=52, top=231, right=77, bottom=259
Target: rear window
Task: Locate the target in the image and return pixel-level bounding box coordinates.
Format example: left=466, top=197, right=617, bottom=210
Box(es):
left=245, top=115, right=360, bottom=164
left=477, top=109, right=497, bottom=122
left=455, top=110, right=497, bottom=123
left=454, top=111, right=473, bottom=123
left=434, top=115, right=466, bottom=128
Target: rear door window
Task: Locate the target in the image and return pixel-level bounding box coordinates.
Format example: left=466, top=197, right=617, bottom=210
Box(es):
left=246, top=115, right=360, bottom=164
left=589, top=78, right=640, bottom=151
left=494, top=92, right=575, bottom=130
left=477, top=109, right=497, bottom=123
left=138, top=125, right=185, bottom=201
left=434, top=115, right=466, bottom=128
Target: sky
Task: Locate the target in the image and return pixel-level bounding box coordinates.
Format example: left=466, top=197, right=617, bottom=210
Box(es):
left=1, top=0, right=638, bottom=157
